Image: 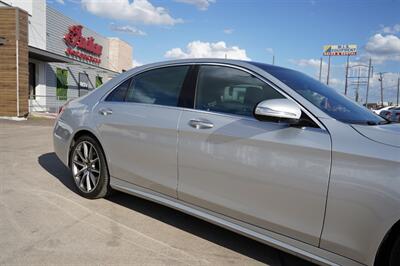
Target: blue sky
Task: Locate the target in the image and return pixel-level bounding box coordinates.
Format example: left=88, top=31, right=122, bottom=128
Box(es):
left=50, top=0, right=400, bottom=103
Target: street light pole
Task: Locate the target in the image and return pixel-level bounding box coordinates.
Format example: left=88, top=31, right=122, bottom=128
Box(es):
left=344, top=55, right=349, bottom=95
left=326, top=55, right=331, bottom=85
left=319, top=57, right=323, bottom=82
left=378, top=72, right=384, bottom=106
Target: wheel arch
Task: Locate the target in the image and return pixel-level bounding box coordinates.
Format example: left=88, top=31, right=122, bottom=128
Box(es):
left=374, top=219, right=400, bottom=265
left=68, top=129, right=107, bottom=169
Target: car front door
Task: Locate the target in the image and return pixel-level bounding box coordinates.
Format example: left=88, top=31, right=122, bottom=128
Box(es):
left=177, top=65, right=332, bottom=246
left=95, top=65, right=190, bottom=198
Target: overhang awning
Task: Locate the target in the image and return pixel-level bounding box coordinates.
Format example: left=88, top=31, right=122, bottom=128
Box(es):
left=29, top=46, right=72, bottom=63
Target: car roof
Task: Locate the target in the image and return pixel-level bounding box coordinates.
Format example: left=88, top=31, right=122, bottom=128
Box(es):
left=124, top=58, right=291, bottom=76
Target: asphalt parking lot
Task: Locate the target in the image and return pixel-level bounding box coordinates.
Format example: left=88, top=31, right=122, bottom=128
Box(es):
left=0, top=118, right=315, bottom=265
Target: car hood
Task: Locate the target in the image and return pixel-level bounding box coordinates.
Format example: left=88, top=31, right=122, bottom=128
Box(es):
left=352, top=123, right=400, bottom=147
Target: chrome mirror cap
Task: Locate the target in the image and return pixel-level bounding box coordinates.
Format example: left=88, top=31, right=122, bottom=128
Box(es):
left=255, top=99, right=302, bottom=120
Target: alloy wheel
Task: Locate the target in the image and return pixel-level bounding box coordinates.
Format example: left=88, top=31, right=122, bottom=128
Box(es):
left=71, top=141, right=101, bottom=193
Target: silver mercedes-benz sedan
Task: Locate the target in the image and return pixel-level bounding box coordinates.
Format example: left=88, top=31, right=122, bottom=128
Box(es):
left=53, top=59, right=400, bottom=266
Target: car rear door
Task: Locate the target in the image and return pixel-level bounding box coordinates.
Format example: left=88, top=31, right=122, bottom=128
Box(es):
left=177, top=64, right=332, bottom=246
left=95, top=65, right=191, bottom=198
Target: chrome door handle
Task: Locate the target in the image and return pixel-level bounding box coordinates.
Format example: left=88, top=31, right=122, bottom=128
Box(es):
left=188, top=119, right=214, bottom=129
left=99, top=108, right=113, bottom=116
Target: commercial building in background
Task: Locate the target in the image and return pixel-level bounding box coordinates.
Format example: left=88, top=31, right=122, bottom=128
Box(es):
left=108, top=37, right=133, bottom=73
left=0, top=0, right=133, bottom=117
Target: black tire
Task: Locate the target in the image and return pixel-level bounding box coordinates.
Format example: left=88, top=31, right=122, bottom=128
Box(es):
left=69, top=135, right=111, bottom=199
left=389, top=235, right=400, bottom=266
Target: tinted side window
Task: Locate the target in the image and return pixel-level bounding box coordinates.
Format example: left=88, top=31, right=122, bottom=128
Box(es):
left=105, top=78, right=131, bottom=102
left=126, top=66, right=190, bottom=107
left=195, top=65, right=284, bottom=117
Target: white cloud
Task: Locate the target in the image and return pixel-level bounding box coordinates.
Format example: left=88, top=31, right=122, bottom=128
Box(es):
left=110, top=23, right=146, bottom=36
left=365, top=33, right=400, bottom=63
left=289, top=58, right=326, bottom=68
left=265, top=47, right=274, bottom=54
left=81, top=0, right=183, bottom=26
left=174, top=0, right=215, bottom=10
left=380, top=24, right=400, bottom=34
left=329, top=78, right=344, bottom=86
left=56, top=0, right=65, bottom=4
left=164, top=41, right=250, bottom=60
left=223, top=28, right=234, bottom=34
left=132, top=59, right=143, bottom=68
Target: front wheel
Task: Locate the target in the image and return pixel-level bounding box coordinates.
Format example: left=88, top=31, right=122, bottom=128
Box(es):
left=69, top=135, right=110, bottom=199
left=389, top=235, right=400, bottom=266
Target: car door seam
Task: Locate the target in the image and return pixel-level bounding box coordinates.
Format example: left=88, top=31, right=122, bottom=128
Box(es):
left=176, top=109, right=183, bottom=198
left=318, top=132, right=334, bottom=247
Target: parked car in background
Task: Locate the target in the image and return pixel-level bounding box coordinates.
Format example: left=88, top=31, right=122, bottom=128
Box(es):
left=53, top=59, right=400, bottom=266
left=372, top=105, right=396, bottom=114
left=380, top=107, right=400, bottom=122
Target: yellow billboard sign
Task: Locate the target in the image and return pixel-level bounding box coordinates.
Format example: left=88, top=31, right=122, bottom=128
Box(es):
left=323, top=44, right=357, bottom=56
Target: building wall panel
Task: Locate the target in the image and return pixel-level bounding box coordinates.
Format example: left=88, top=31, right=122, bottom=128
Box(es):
left=46, top=7, right=110, bottom=69
left=0, top=7, right=29, bottom=117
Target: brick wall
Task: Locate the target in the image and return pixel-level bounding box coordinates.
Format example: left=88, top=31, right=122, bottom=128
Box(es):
left=0, top=7, right=28, bottom=117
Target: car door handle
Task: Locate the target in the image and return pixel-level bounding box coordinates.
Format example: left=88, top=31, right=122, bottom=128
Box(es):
left=99, top=108, right=113, bottom=116
left=188, top=119, right=214, bottom=129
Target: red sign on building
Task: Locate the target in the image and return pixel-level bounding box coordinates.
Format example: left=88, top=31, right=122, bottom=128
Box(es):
left=64, top=25, right=103, bottom=64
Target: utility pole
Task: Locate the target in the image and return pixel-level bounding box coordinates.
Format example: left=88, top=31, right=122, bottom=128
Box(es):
left=344, top=55, right=349, bottom=95
left=319, top=57, right=323, bottom=82
left=365, top=58, right=372, bottom=106
left=346, top=62, right=371, bottom=106
left=397, top=76, right=400, bottom=106
left=326, top=55, right=331, bottom=85
left=355, top=68, right=361, bottom=102
left=272, top=55, right=275, bottom=65
left=378, top=72, right=385, bottom=106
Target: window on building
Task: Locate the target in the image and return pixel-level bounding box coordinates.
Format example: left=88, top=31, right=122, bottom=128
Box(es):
left=78, top=72, right=90, bottom=96
left=29, top=63, right=36, bottom=99
left=125, top=66, right=190, bottom=107
left=195, top=65, right=284, bottom=117
left=56, top=68, right=68, bottom=101
left=96, top=76, right=103, bottom=88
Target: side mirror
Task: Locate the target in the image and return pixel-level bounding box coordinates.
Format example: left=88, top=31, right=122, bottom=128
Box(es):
left=254, top=99, right=301, bottom=123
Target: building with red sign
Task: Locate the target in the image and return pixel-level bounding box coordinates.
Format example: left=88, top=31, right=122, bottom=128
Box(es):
left=0, top=0, right=133, bottom=117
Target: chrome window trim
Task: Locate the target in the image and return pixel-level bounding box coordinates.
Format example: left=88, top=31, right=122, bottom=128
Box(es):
left=99, top=62, right=328, bottom=131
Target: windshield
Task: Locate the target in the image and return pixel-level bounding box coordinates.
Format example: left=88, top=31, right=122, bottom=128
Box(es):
left=252, top=63, right=386, bottom=125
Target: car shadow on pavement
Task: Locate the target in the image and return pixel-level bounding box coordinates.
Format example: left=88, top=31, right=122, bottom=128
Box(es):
left=38, top=152, right=315, bottom=266
left=38, top=152, right=77, bottom=192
